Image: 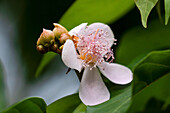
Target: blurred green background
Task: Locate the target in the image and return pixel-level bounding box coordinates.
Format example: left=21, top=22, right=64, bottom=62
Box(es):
left=0, top=0, right=79, bottom=107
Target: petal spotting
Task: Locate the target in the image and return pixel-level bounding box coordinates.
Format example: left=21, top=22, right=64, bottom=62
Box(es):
left=62, top=39, right=83, bottom=72
left=98, top=62, right=133, bottom=85
left=79, top=67, right=110, bottom=106
left=68, top=23, right=88, bottom=36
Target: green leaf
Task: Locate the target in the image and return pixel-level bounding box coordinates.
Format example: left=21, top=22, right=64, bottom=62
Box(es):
left=73, top=103, right=86, bottom=113
left=115, top=19, right=170, bottom=68
left=127, top=50, right=170, bottom=112
left=47, top=94, right=81, bottom=113
left=2, top=97, right=47, bottom=113
left=138, top=97, right=170, bottom=113
left=0, top=60, right=6, bottom=111
left=165, top=0, right=170, bottom=25
left=35, top=52, right=56, bottom=77
left=156, top=0, right=163, bottom=24
left=133, top=50, right=170, bottom=93
left=135, top=0, right=159, bottom=28
left=59, top=0, right=135, bottom=30
left=128, top=73, right=170, bottom=112
left=86, top=85, right=132, bottom=113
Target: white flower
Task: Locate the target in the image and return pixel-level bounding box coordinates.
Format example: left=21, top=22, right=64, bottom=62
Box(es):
left=62, top=23, right=133, bottom=106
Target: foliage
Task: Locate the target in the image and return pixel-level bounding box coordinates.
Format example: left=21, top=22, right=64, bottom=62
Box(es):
left=59, top=0, right=134, bottom=30
left=134, top=0, right=159, bottom=28
left=135, top=0, right=170, bottom=27
left=1, top=97, right=46, bottom=113
left=128, top=50, right=170, bottom=112
left=115, top=19, right=170, bottom=68
left=165, top=0, right=170, bottom=25
left=47, top=94, right=81, bottom=113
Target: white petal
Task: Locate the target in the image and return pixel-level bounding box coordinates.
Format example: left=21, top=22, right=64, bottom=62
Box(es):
left=86, top=23, right=114, bottom=47
left=68, top=23, right=88, bottom=36
left=98, top=62, right=133, bottom=85
left=79, top=67, right=110, bottom=106
left=62, top=39, right=83, bottom=72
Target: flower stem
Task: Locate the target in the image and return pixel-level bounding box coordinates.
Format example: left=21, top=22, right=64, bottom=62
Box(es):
left=74, top=69, right=83, bottom=82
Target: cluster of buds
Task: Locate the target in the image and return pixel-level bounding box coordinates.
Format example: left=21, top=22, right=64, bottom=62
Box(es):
left=36, top=23, right=72, bottom=54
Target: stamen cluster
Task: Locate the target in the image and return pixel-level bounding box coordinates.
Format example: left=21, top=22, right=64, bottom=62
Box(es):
left=76, top=28, right=114, bottom=69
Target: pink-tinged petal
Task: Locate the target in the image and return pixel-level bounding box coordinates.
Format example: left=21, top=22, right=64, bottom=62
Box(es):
left=79, top=67, right=110, bottom=106
left=62, top=39, right=83, bottom=72
left=86, top=23, right=114, bottom=47
left=98, top=62, right=133, bottom=85
left=69, top=23, right=88, bottom=36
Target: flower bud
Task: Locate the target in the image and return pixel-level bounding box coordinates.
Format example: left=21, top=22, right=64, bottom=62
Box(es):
left=53, top=23, right=68, bottom=40
left=37, top=28, right=55, bottom=47
left=59, top=33, right=72, bottom=44
left=36, top=45, right=48, bottom=54
left=51, top=43, right=58, bottom=51
left=50, top=43, right=61, bottom=54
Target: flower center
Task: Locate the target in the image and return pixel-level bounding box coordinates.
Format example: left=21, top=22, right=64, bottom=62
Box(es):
left=76, top=28, right=114, bottom=69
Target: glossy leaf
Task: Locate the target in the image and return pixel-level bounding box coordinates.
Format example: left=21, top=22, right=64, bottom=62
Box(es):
left=47, top=94, right=81, bottom=113
left=127, top=50, right=170, bottom=112
left=115, top=19, right=170, bottom=68
left=133, top=50, right=170, bottom=85
left=59, top=0, right=134, bottom=30
left=2, top=97, right=47, bottom=113
left=73, top=103, right=86, bottom=113
left=86, top=85, right=132, bottom=113
left=128, top=73, right=170, bottom=112
left=0, top=60, right=6, bottom=111
left=135, top=0, right=159, bottom=28
left=165, top=0, right=170, bottom=25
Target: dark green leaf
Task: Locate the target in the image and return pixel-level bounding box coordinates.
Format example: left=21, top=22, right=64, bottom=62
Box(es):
left=156, top=0, right=163, bottom=24
left=47, top=94, right=81, bottom=113
left=2, top=97, right=47, bottom=113
left=127, top=50, right=170, bottom=112
left=133, top=50, right=170, bottom=93
left=0, top=60, right=6, bottom=111
left=165, top=0, right=170, bottom=25
left=86, top=85, right=132, bottom=113
left=59, top=0, right=135, bottom=30
left=134, top=0, right=159, bottom=28
left=115, top=19, right=170, bottom=68
left=128, top=73, right=170, bottom=113
left=3, top=109, right=20, bottom=113
left=135, top=97, right=170, bottom=113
